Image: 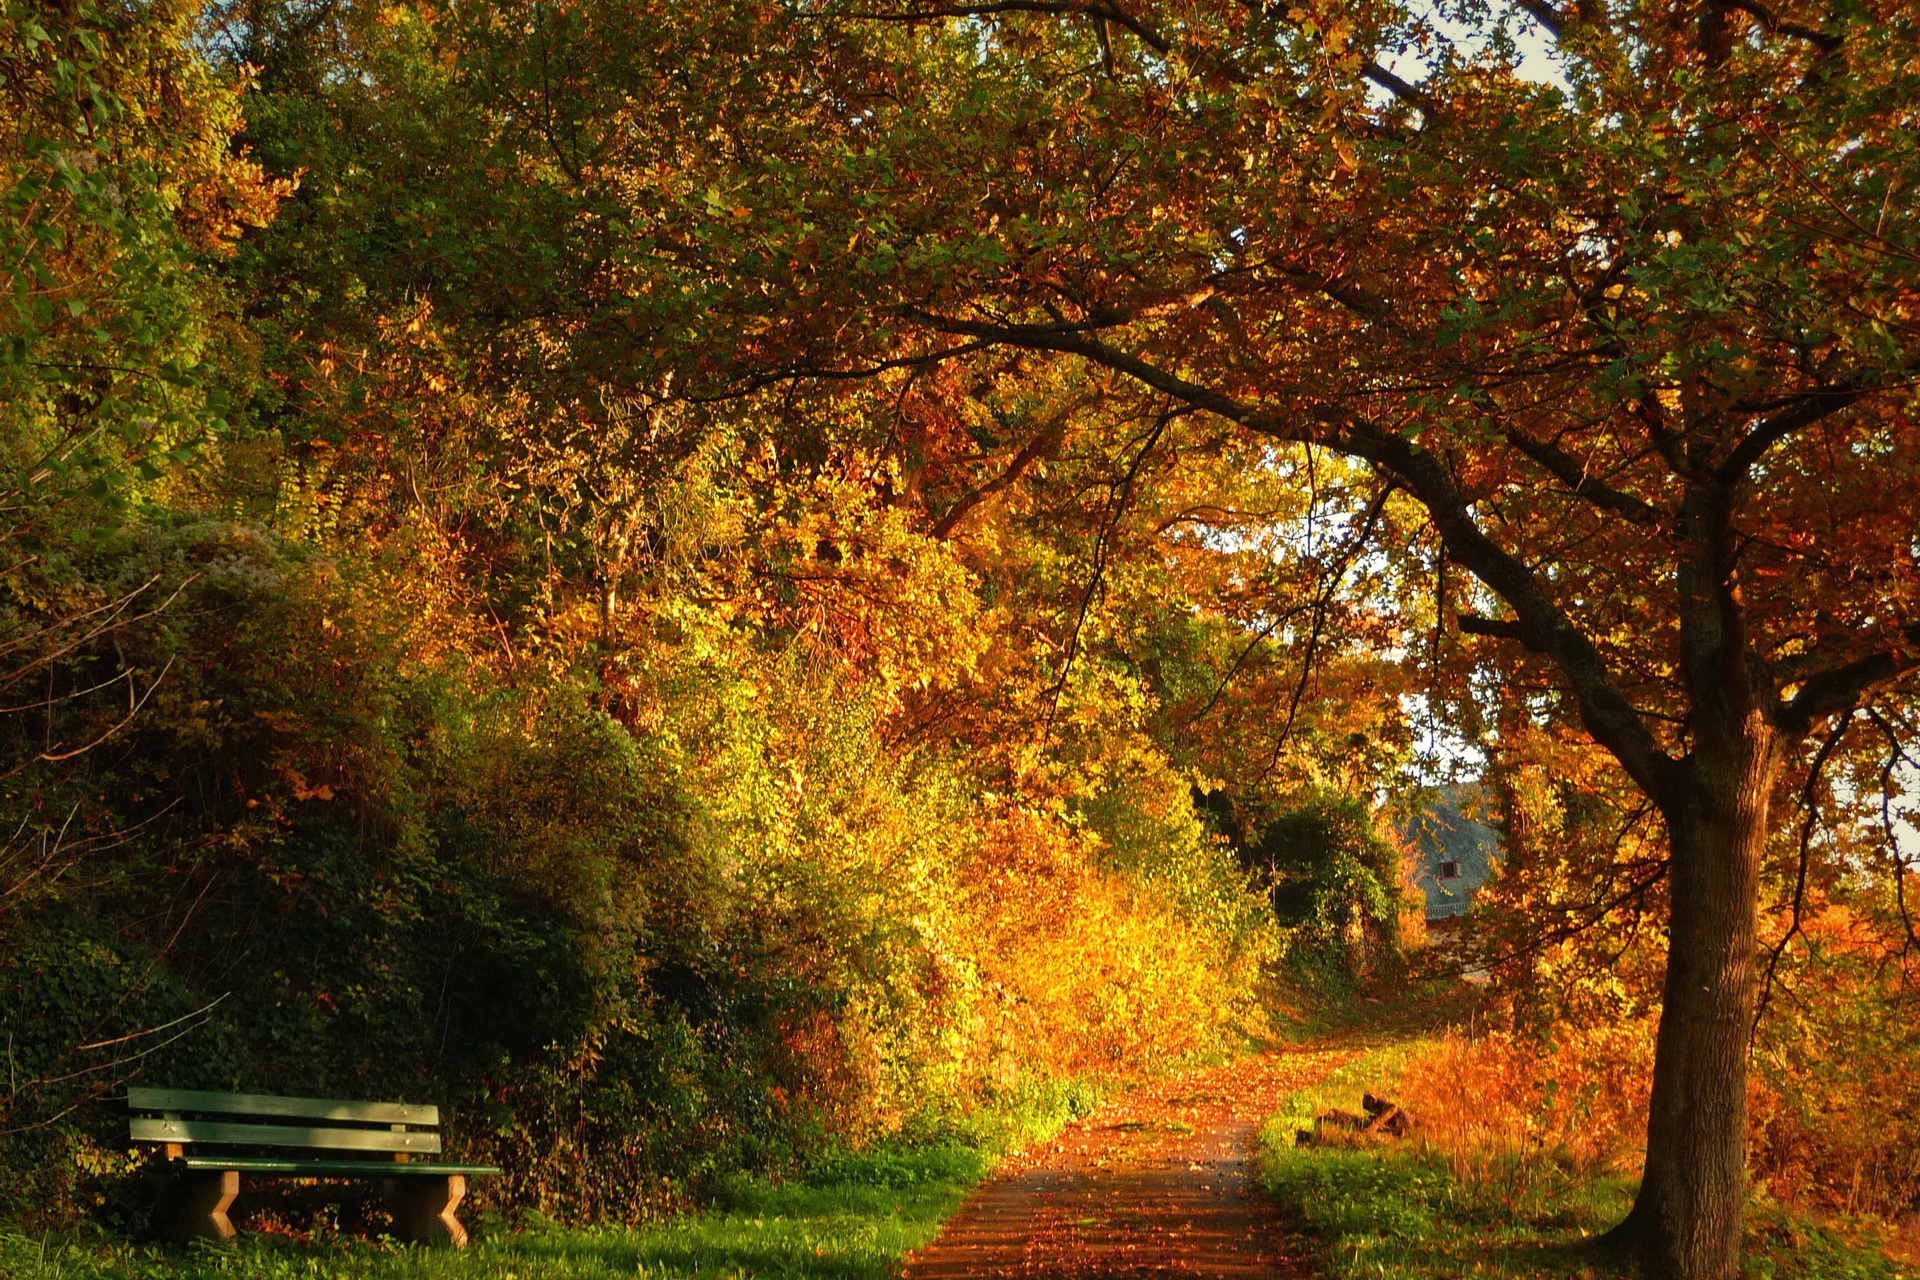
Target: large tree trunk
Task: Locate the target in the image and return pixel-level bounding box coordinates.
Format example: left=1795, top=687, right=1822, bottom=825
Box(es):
left=1605, top=707, right=1780, bottom=1280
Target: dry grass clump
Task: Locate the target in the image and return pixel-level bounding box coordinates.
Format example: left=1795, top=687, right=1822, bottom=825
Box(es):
left=1748, top=902, right=1920, bottom=1229
left=1393, top=960, right=1920, bottom=1241
left=1390, top=1023, right=1654, bottom=1197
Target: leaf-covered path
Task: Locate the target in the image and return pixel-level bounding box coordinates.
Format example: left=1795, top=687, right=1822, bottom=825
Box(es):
left=906, top=1049, right=1351, bottom=1280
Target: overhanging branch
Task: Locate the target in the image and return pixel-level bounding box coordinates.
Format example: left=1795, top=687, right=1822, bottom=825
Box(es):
left=1501, top=422, right=1664, bottom=525
left=1717, top=379, right=1887, bottom=487
left=1721, top=0, right=1842, bottom=53
left=1510, top=0, right=1565, bottom=39
left=1460, top=614, right=1539, bottom=649
left=840, top=1, right=1172, bottom=55
left=900, top=305, right=1679, bottom=797
left=1779, top=621, right=1920, bottom=734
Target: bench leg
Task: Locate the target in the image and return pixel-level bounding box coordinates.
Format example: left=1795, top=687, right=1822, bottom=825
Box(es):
left=163, top=1169, right=239, bottom=1244
left=384, top=1174, right=468, bottom=1248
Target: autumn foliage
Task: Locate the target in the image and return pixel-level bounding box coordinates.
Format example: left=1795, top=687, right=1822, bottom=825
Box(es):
left=0, top=0, right=1292, bottom=1230
left=5, top=0, right=1920, bottom=1272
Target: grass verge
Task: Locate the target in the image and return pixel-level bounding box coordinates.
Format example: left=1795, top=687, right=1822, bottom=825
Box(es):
left=0, top=1080, right=1100, bottom=1280
left=1258, top=1045, right=1912, bottom=1280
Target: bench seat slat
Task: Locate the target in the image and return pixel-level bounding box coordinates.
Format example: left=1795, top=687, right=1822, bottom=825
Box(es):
left=128, top=1087, right=437, bottom=1126
left=131, top=1118, right=442, bottom=1154
left=174, top=1156, right=499, bottom=1177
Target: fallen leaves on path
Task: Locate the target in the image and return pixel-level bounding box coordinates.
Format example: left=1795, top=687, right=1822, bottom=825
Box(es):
left=906, top=1049, right=1351, bottom=1279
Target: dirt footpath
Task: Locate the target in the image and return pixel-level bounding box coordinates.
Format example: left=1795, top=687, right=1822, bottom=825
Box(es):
left=905, top=1049, right=1352, bottom=1280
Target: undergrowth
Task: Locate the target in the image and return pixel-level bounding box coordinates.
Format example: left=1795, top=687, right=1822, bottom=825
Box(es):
left=1260, top=1046, right=1913, bottom=1280
left=0, top=1078, right=1100, bottom=1280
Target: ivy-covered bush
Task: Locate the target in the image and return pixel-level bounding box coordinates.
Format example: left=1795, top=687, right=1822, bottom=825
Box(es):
left=1248, top=790, right=1410, bottom=989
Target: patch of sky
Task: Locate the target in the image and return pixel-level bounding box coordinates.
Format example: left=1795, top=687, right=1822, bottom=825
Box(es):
left=1400, top=691, right=1490, bottom=784
left=1369, top=0, right=1572, bottom=111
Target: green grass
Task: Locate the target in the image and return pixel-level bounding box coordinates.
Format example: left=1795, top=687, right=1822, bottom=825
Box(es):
left=1257, top=1047, right=1913, bottom=1280
left=0, top=1080, right=1102, bottom=1280
left=0, top=1146, right=976, bottom=1280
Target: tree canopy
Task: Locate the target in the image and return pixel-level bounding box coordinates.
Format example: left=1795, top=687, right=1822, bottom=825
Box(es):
left=2, top=2, right=1917, bottom=1278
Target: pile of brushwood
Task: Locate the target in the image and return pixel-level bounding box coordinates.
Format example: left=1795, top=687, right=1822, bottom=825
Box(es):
left=1298, top=1094, right=1419, bottom=1147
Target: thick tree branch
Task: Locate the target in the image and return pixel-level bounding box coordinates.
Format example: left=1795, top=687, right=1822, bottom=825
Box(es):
left=1674, top=482, right=1764, bottom=728
left=1344, top=418, right=1677, bottom=798
left=1230, top=1, right=1433, bottom=108
left=1357, top=60, right=1429, bottom=108
left=1779, top=620, right=1920, bottom=733
left=863, top=1, right=1433, bottom=112
left=1510, top=0, right=1565, bottom=39
left=1460, top=614, right=1539, bottom=649
left=840, top=2, right=1171, bottom=53
left=900, top=305, right=1679, bottom=796
left=1720, top=0, right=1842, bottom=53
left=1716, top=379, right=1886, bottom=486
left=1501, top=423, right=1665, bottom=525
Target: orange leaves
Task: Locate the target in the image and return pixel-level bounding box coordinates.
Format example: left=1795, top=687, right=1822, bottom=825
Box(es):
left=1394, top=1024, right=1657, bottom=1184
left=1748, top=882, right=1920, bottom=1222
left=282, top=771, right=337, bottom=803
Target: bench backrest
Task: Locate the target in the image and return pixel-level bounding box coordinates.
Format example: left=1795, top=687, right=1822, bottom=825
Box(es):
left=127, top=1087, right=442, bottom=1156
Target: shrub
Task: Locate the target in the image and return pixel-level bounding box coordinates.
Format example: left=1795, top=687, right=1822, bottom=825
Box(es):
left=1249, top=790, right=1410, bottom=989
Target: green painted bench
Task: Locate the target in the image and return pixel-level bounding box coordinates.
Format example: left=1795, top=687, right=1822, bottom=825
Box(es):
left=127, top=1087, right=500, bottom=1247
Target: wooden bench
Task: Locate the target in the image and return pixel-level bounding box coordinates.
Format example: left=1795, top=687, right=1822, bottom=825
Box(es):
left=128, top=1086, right=500, bottom=1247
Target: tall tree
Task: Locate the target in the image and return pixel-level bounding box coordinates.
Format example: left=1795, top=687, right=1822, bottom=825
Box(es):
left=586, top=2, right=1919, bottom=1276
left=198, top=2, right=1920, bottom=1273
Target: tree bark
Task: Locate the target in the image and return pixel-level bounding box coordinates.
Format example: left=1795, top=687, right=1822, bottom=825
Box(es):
left=1605, top=711, right=1779, bottom=1279
left=906, top=322, right=1896, bottom=1280
left=1597, top=479, right=1786, bottom=1279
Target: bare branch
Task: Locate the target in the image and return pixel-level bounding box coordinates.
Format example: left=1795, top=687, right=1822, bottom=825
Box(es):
left=8, top=657, right=176, bottom=773
left=72, top=994, right=229, bottom=1054
left=1868, top=710, right=1920, bottom=956
left=1043, top=406, right=1175, bottom=729
left=1477, top=861, right=1671, bottom=970
left=1190, top=481, right=1392, bottom=749
left=0, top=995, right=227, bottom=1134
left=1180, top=601, right=1313, bottom=729
left=1752, top=720, right=1847, bottom=1040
